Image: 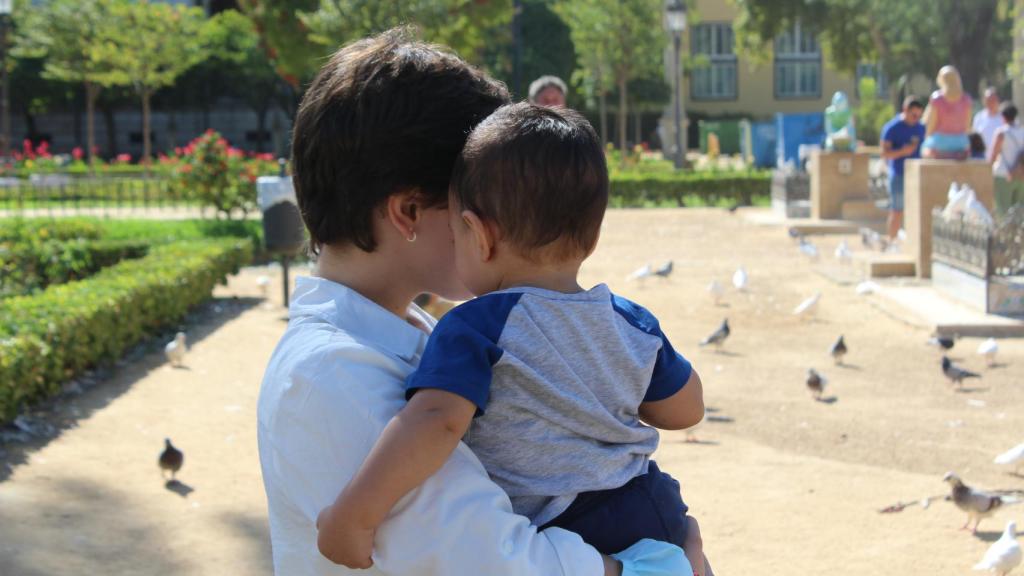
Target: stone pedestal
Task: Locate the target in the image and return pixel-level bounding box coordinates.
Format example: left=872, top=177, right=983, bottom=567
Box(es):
left=809, top=151, right=871, bottom=220
left=904, top=159, right=994, bottom=278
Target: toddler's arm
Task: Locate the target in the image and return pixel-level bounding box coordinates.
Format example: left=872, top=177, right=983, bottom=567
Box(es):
left=316, top=388, right=476, bottom=568
left=639, top=370, right=703, bottom=430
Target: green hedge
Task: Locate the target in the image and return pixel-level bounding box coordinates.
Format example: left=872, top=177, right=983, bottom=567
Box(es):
left=608, top=171, right=770, bottom=207
left=0, top=238, right=252, bottom=422
left=1, top=238, right=150, bottom=298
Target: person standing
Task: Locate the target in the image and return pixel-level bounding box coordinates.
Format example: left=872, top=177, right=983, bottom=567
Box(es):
left=989, top=102, right=1024, bottom=215
left=880, top=96, right=927, bottom=241
left=973, top=88, right=1003, bottom=153
left=529, top=75, right=568, bottom=107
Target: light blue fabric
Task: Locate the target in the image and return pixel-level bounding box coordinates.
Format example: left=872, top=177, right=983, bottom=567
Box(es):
left=923, top=133, right=969, bottom=153
left=613, top=539, right=694, bottom=576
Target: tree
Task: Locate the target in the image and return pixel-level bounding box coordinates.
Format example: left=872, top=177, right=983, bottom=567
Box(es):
left=92, top=1, right=210, bottom=171
left=236, top=0, right=324, bottom=87
left=14, top=0, right=116, bottom=168
left=556, top=0, right=666, bottom=153
left=731, top=0, right=1013, bottom=99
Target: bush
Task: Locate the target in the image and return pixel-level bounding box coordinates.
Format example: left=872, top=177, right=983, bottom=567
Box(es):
left=173, top=130, right=260, bottom=219
left=0, top=238, right=252, bottom=422
left=609, top=171, right=770, bottom=207
left=0, top=238, right=150, bottom=298
left=856, top=78, right=894, bottom=146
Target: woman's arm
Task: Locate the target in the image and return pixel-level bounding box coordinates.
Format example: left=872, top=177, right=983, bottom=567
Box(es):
left=990, top=131, right=1005, bottom=165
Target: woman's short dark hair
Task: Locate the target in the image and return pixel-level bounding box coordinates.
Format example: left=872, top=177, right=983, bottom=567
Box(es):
left=291, top=28, right=510, bottom=254
left=1001, top=102, right=1018, bottom=123
left=451, top=103, right=608, bottom=262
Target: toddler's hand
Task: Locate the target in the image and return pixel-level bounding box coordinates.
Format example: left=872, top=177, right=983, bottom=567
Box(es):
left=683, top=515, right=707, bottom=576
left=316, top=505, right=376, bottom=569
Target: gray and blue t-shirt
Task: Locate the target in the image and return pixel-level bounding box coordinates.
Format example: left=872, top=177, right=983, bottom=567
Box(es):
left=406, top=283, right=692, bottom=526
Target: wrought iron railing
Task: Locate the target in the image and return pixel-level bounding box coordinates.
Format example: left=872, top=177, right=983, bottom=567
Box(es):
left=932, top=205, right=1024, bottom=278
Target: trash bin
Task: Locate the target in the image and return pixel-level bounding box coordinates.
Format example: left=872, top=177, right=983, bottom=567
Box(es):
left=744, top=121, right=777, bottom=168
left=775, top=112, right=825, bottom=168
left=257, top=166, right=306, bottom=307
left=699, top=120, right=745, bottom=155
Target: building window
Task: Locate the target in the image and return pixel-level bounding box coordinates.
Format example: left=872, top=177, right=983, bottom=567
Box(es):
left=855, top=63, right=888, bottom=98
left=691, top=23, right=737, bottom=101
left=774, top=23, right=821, bottom=99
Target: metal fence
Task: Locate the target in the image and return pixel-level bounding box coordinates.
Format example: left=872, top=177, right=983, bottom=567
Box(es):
left=0, top=177, right=213, bottom=218
left=932, top=205, right=1024, bottom=278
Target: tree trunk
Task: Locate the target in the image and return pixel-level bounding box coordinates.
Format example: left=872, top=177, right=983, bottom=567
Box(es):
left=85, top=82, right=99, bottom=173
left=102, top=104, right=117, bottom=160
left=256, top=106, right=269, bottom=151
left=617, top=76, right=628, bottom=154
left=142, top=89, right=152, bottom=176
left=598, top=90, right=608, bottom=145
left=72, top=88, right=83, bottom=150
left=634, top=106, right=642, bottom=148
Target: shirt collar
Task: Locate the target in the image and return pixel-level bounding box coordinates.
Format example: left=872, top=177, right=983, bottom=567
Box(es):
left=289, top=276, right=430, bottom=362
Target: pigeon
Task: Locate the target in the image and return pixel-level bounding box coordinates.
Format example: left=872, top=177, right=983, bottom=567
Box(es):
left=943, top=356, right=980, bottom=387
left=793, top=293, right=822, bottom=318
left=995, top=443, right=1024, bottom=476
left=788, top=227, right=802, bottom=242
left=974, top=521, right=1022, bottom=575
left=799, top=237, right=820, bottom=260
left=806, top=368, right=826, bottom=400
left=834, top=240, right=852, bottom=264
left=732, top=267, right=748, bottom=291
left=159, top=438, right=184, bottom=480
left=966, top=190, right=996, bottom=227
left=860, top=227, right=881, bottom=250
left=944, top=472, right=1004, bottom=534
left=627, top=264, right=653, bottom=282
left=653, top=260, right=674, bottom=279
left=256, top=275, right=271, bottom=297
left=942, top=183, right=969, bottom=221
left=928, top=334, right=956, bottom=351
left=165, top=332, right=187, bottom=367
left=978, top=338, right=999, bottom=367
left=707, top=280, right=725, bottom=305
left=699, top=319, right=730, bottom=350
left=830, top=335, right=847, bottom=365
left=855, top=280, right=880, bottom=295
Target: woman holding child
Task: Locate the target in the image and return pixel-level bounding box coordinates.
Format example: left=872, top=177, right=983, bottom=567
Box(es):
left=257, top=28, right=707, bottom=576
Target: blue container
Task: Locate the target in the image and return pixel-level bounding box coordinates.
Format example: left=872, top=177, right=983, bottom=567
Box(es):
left=775, top=112, right=825, bottom=168
left=747, top=121, right=777, bottom=168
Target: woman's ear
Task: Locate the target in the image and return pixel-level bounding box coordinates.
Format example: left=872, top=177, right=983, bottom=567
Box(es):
left=461, top=210, right=498, bottom=262
left=384, top=189, right=421, bottom=242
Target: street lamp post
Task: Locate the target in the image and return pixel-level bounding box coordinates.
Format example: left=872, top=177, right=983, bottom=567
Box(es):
left=0, top=0, right=11, bottom=162
left=664, top=0, right=687, bottom=170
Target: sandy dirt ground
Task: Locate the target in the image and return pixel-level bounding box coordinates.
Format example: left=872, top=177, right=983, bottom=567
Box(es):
left=1, top=207, right=1022, bottom=576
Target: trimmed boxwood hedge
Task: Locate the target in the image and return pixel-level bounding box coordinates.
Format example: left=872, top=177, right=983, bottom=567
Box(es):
left=1, top=239, right=151, bottom=298
left=608, top=172, right=770, bottom=207
left=0, top=238, right=252, bottom=422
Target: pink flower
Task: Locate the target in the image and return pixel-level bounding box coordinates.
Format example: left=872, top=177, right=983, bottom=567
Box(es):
left=72, top=147, right=84, bottom=161
left=115, top=153, right=131, bottom=163
left=174, top=147, right=183, bottom=156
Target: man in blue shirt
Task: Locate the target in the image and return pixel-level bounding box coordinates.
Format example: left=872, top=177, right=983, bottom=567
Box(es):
left=881, top=96, right=926, bottom=240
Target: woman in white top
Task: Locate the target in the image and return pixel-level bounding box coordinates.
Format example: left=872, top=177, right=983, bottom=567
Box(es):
left=256, top=29, right=690, bottom=576
left=989, top=102, right=1024, bottom=215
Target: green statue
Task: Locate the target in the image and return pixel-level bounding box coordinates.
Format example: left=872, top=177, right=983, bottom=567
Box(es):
left=825, top=91, right=856, bottom=152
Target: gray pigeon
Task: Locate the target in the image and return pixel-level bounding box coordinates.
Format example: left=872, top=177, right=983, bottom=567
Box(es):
left=928, top=334, right=956, bottom=351
left=699, top=319, right=730, bottom=350
left=943, top=356, right=980, bottom=387
left=806, top=368, right=826, bottom=400
left=943, top=472, right=1003, bottom=533
left=654, top=260, right=674, bottom=279
left=159, top=438, right=184, bottom=480
left=830, top=335, right=847, bottom=365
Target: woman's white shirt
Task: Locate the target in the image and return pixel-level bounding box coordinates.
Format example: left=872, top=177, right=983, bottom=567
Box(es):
left=256, top=276, right=602, bottom=576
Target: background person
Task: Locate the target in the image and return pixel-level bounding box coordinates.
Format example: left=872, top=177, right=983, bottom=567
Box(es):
left=973, top=87, right=1003, bottom=152
left=989, top=102, right=1024, bottom=215
left=529, top=75, right=568, bottom=107
left=880, top=96, right=926, bottom=241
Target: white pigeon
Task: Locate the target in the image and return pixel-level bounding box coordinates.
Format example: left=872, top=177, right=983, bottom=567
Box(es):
left=979, top=338, right=1000, bottom=367
left=732, top=267, right=749, bottom=291
left=256, top=275, right=272, bottom=297
left=973, top=521, right=1022, bottom=575
left=855, top=280, right=880, bottom=295
left=834, top=240, right=852, bottom=264
left=165, top=332, right=187, bottom=367
left=948, top=181, right=962, bottom=201
left=707, top=280, right=725, bottom=305
left=793, top=292, right=822, bottom=318
left=967, top=192, right=996, bottom=227
left=799, top=238, right=820, bottom=261
left=943, top=182, right=969, bottom=221
left=627, top=264, right=653, bottom=282
left=995, top=442, right=1024, bottom=475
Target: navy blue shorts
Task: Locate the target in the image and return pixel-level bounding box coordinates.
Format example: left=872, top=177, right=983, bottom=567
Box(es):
left=539, top=460, right=689, bottom=555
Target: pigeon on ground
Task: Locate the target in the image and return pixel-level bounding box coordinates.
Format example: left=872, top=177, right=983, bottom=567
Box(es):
left=830, top=335, right=847, bottom=365
left=978, top=338, right=999, bottom=367
left=256, top=275, right=271, bottom=297
left=855, top=280, right=880, bottom=295
left=793, top=293, right=822, bottom=318
left=653, top=261, right=674, bottom=279
left=627, top=264, right=653, bottom=282
left=806, top=368, right=826, bottom=400
left=974, top=521, right=1022, bottom=575
left=944, top=472, right=1004, bottom=534
left=995, top=443, right=1024, bottom=476
left=159, top=438, right=184, bottom=480
left=943, top=356, right=980, bottom=387
left=165, top=332, right=187, bottom=367
left=699, top=319, right=730, bottom=350
left=928, top=334, right=957, bottom=351
left=860, top=227, right=881, bottom=250
left=788, top=227, right=802, bottom=242
left=732, top=267, right=748, bottom=291
left=799, top=237, right=820, bottom=260
left=834, top=240, right=852, bottom=264
left=708, top=280, right=725, bottom=305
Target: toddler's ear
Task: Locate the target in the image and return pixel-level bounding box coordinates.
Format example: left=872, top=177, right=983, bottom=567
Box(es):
left=461, top=210, right=497, bottom=262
